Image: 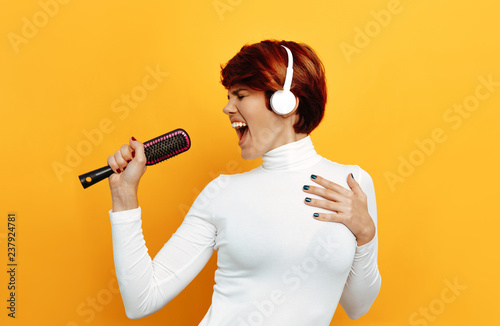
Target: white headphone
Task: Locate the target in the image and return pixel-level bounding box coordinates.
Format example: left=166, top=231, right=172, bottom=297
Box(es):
left=270, top=45, right=297, bottom=115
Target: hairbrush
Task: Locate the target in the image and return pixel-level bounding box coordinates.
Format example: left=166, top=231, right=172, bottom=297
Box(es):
left=78, top=128, right=191, bottom=189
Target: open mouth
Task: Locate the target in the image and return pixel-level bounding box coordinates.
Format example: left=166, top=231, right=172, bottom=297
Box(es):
left=232, top=121, right=249, bottom=141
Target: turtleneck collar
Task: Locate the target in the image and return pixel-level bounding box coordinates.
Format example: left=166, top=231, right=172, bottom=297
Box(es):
left=260, top=135, right=321, bottom=171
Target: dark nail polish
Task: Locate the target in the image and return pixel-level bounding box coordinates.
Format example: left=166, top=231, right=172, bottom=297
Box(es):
left=132, top=151, right=135, bottom=158
left=311, top=174, right=317, bottom=179
left=351, top=173, right=354, bottom=179
left=303, top=185, right=309, bottom=190
left=127, top=159, right=132, bottom=163
left=305, top=197, right=311, bottom=202
left=117, top=169, right=121, bottom=174
left=131, top=136, right=137, bottom=141
left=313, top=213, right=319, bottom=217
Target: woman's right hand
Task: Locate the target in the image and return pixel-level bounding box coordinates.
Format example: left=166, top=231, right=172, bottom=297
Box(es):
left=107, top=137, right=147, bottom=212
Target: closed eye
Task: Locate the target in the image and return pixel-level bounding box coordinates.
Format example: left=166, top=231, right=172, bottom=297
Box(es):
left=229, top=87, right=249, bottom=101
left=227, top=94, right=246, bottom=100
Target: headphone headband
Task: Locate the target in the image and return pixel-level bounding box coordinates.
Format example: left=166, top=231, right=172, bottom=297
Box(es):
left=281, top=45, right=294, bottom=91
left=270, top=44, right=297, bottom=115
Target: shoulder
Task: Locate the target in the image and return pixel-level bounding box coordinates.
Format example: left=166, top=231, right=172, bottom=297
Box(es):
left=316, top=156, right=375, bottom=191
left=199, top=166, right=261, bottom=195
left=350, top=164, right=375, bottom=190
left=217, top=164, right=262, bottom=182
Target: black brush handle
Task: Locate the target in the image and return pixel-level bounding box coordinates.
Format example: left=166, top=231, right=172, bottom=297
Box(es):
left=79, top=165, right=114, bottom=189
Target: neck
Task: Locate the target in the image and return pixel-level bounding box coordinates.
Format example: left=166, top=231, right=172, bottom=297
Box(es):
left=291, top=133, right=308, bottom=142
left=268, top=131, right=308, bottom=153
left=260, top=135, right=321, bottom=171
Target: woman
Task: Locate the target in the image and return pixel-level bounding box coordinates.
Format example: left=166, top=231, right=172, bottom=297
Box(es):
left=107, top=40, right=381, bottom=325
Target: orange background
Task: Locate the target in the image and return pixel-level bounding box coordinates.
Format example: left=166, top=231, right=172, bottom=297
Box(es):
left=1, top=0, right=499, bottom=325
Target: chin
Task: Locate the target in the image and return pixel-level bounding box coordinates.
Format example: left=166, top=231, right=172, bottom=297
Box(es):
left=240, top=149, right=260, bottom=160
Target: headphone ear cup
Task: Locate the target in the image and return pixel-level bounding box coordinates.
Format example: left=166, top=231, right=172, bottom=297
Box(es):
left=270, top=90, right=296, bottom=115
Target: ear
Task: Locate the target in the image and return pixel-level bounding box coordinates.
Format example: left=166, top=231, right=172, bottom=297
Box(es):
left=282, top=96, right=300, bottom=118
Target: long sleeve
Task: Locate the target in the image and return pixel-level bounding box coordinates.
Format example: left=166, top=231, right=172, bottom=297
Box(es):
left=109, top=178, right=220, bottom=319
left=339, top=166, right=382, bottom=319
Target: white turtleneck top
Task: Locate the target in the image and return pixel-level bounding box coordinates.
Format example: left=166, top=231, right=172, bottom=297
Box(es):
left=109, top=136, right=381, bottom=325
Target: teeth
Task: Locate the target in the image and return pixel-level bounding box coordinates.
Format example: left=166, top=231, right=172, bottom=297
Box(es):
left=232, top=122, right=247, bottom=129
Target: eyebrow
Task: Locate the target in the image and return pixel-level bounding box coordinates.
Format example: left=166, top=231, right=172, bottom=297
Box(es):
left=230, top=88, right=248, bottom=95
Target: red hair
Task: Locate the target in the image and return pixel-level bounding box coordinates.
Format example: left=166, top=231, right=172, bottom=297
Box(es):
left=220, top=40, right=327, bottom=134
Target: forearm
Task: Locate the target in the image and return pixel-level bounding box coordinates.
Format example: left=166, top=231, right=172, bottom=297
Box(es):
left=340, top=233, right=381, bottom=319
left=111, top=187, right=139, bottom=212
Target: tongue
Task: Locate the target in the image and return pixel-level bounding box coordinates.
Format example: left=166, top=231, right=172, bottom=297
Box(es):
left=239, top=127, right=248, bottom=140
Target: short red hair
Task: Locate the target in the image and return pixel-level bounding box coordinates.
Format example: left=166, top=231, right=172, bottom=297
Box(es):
left=220, top=40, right=327, bottom=134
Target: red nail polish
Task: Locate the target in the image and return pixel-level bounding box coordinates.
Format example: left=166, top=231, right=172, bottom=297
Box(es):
left=131, top=136, right=137, bottom=141
left=132, top=151, right=135, bottom=158
left=117, top=169, right=121, bottom=173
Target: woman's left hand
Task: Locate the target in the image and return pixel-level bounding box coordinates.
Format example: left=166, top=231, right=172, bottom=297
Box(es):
left=303, top=173, right=376, bottom=246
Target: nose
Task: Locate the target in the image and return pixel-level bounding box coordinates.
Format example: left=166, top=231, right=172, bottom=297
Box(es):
left=223, top=99, right=237, bottom=116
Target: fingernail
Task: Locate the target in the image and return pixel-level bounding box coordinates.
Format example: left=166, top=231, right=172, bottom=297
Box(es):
left=311, top=174, right=317, bottom=179
left=303, top=185, right=309, bottom=190
left=117, top=169, right=121, bottom=174
left=305, top=197, right=311, bottom=202
left=132, top=151, right=135, bottom=158
left=351, top=173, right=354, bottom=180
left=131, top=136, right=137, bottom=141
left=127, top=159, right=132, bottom=163
left=313, top=213, right=319, bottom=217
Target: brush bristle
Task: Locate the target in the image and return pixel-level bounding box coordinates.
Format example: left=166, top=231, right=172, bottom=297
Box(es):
left=143, top=129, right=191, bottom=166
